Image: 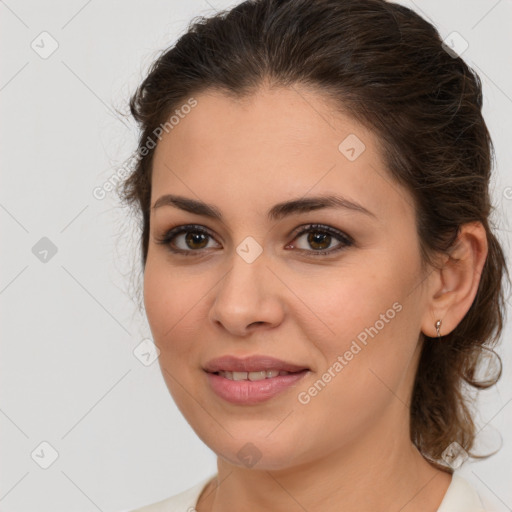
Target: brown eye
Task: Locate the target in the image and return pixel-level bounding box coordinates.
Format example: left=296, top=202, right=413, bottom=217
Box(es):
left=307, top=231, right=332, bottom=251
left=155, top=225, right=220, bottom=255
left=156, top=223, right=353, bottom=257
left=184, top=231, right=209, bottom=250
left=288, top=224, right=353, bottom=256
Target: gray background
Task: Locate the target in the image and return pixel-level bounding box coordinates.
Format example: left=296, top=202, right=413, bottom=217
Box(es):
left=1, top=0, right=511, bottom=511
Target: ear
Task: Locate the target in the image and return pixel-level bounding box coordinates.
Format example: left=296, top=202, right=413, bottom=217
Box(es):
left=421, top=221, right=488, bottom=338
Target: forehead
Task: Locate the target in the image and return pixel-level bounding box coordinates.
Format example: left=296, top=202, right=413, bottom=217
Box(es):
left=155, top=85, right=370, bottom=160
left=150, top=86, right=413, bottom=223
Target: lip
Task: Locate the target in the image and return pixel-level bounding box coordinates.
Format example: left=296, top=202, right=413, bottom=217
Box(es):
left=203, top=355, right=310, bottom=405
left=205, top=370, right=309, bottom=405
left=203, top=355, right=309, bottom=373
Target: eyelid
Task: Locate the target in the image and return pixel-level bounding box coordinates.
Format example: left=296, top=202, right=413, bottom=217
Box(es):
left=286, top=223, right=353, bottom=256
left=154, top=224, right=220, bottom=252
left=155, top=223, right=353, bottom=256
left=289, top=223, right=353, bottom=244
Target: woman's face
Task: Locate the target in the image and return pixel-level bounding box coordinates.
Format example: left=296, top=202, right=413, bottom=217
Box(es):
left=144, top=86, right=433, bottom=470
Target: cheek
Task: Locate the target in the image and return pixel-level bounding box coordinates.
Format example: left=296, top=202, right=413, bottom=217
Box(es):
left=143, top=257, right=206, bottom=351
left=291, top=278, right=416, bottom=450
left=290, top=265, right=394, bottom=351
left=143, top=261, right=172, bottom=341
left=295, top=253, right=420, bottom=385
left=143, top=258, right=207, bottom=407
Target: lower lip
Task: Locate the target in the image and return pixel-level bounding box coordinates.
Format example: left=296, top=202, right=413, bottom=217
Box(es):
left=205, top=370, right=309, bottom=405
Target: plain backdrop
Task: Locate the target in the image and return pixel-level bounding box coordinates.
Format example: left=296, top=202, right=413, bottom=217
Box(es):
left=1, top=1, right=511, bottom=511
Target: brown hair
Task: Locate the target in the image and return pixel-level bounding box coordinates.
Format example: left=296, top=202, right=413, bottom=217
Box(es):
left=118, top=0, right=509, bottom=470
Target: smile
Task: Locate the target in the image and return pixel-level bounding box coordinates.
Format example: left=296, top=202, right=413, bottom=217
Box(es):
left=216, top=370, right=293, bottom=381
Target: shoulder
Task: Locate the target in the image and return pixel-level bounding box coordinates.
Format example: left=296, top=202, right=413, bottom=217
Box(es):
left=126, top=474, right=216, bottom=512
left=437, top=473, right=487, bottom=512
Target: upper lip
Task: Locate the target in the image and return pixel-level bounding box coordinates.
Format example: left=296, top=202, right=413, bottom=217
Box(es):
left=204, top=355, right=309, bottom=373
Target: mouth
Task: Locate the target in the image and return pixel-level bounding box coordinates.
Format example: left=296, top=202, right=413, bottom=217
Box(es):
left=213, top=369, right=305, bottom=381
left=203, top=355, right=310, bottom=405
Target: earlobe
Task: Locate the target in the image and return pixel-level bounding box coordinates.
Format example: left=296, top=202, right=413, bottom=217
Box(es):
left=421, top=221, right=488, bottom=339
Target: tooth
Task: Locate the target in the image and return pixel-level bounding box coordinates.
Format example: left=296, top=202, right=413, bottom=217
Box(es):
left=248, top=371, right=267, bottom=381
left=218, top=369, right=294, bottom=380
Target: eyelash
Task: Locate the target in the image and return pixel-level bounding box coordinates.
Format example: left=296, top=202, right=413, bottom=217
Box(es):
left=155, top=223, right=354, bottom=257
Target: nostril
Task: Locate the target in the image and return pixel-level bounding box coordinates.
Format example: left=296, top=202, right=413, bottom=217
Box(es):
left=248, top=321, right=265, bottom=328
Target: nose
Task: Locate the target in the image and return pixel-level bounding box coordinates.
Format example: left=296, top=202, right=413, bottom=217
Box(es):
left=208, top=252, right=285, bottom=337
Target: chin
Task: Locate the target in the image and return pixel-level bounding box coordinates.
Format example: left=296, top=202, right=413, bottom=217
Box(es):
left=202, top=433, right=307, bottom=471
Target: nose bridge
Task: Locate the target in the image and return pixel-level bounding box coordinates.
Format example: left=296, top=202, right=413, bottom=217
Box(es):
left=217, top=241, right=268, bottom=307
left=209, top=240, right=284, bottom=333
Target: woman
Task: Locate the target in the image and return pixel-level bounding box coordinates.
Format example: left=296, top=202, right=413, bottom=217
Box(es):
left=119, top=0, right=508, bottom=510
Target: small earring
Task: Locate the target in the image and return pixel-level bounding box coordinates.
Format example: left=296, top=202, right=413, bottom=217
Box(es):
left=435, top=319, right=442, bottom=338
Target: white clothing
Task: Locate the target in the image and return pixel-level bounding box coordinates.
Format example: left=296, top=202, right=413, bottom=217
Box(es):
left=128, top=472, right=486, bottom=512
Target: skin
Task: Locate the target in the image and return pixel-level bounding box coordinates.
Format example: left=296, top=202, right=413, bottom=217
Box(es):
left=143, top=84, right=488, bottom=512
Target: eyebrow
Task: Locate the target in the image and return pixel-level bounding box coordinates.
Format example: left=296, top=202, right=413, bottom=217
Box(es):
left=152, top=193, right=375, bottom=221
